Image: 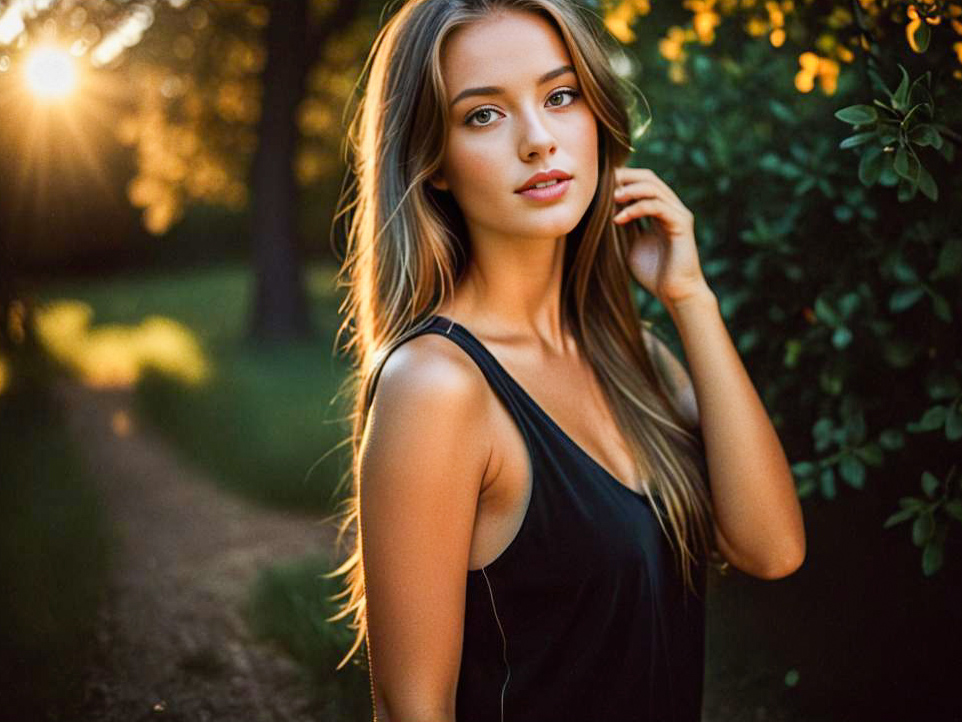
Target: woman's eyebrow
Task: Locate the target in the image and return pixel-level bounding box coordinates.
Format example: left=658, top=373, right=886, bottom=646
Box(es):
left=449, top=64, right=576, bottom=108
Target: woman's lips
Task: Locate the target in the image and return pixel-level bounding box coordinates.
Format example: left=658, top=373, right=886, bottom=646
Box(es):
left=516, top=178, right=572, bottom=200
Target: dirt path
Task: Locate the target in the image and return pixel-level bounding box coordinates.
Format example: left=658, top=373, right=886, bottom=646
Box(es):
left=52, top=379, right=355, bottom=722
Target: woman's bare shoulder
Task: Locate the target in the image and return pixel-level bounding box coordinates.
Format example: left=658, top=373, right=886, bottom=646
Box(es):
left=366, top=331, right=496, bottom=471
left=375, top=332, right=489, bottom=409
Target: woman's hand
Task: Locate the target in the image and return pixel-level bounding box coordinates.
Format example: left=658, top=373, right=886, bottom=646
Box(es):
left=613, top=166, right=711, bottom=308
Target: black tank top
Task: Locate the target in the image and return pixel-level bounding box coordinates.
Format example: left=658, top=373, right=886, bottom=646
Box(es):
left=393, top=314, right=707, bottom=722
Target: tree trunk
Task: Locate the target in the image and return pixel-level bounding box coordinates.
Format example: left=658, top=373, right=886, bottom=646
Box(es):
left=249, top=0, right=312, bottom=342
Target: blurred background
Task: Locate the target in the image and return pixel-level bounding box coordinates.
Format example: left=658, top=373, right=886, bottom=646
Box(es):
left=0, top=0, right=960, bottom=720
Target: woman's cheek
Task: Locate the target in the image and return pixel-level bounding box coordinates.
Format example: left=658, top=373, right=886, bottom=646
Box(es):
left=453, top=148, right=503, bottom=203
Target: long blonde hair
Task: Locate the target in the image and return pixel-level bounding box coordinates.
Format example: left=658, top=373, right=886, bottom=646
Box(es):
left=322, top=0, right=723, bottom=673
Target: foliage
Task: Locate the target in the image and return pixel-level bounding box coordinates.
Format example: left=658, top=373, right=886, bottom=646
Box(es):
left=0, top=0, right=372, bottom=236
left=0, top=351, right=114, bottom=718
left=37, top=263, right=349, bottom=512
left=597, top=0, right=962, bottom=577
left=245, top=554, right=371, bottom=719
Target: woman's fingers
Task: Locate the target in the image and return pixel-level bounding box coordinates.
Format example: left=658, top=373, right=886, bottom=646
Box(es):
left=614, top=168, right=686, bottom=209
left=613, top=196, right=686, bottom=229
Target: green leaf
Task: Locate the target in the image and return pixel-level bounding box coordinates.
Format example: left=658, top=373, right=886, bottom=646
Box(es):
left=832, top=326, right=852, bottom=349
left=813, top=417, right=834, bottom=447
left=690, top=147, right=709, bottom=169
left=878, top=161, right=899, bottom=186
left=912, top=510, right=934, bottom=546
left=840, top=455, right=865, bottom=488
left=873, top=96, right=896, bottom=115
left=892, top=65, right=911, bottom=110
left=918, top=405, right=947, bottom=431
left=921, top=471, right=940, bottom=498
left=855, top=443, right=884, bottom=465
left=814, top=296, right=841, bottom=326
left=878, top=123, right=900, bottom=145
left=892, top=259, right=919, bottom=284
left=925, top=374, right=961, bottom=400
left=835, top=105, right=878, bottom=125
left=838, top=292, right=861, bottom=318
left=794, top=176, right=817, bottom=196
left=784, top=669, right=800, bottom=687
left=791, top=460, right=817, bottom=477
left=845, top=409, right=866, bottom=444
left=902, top=102, right=926, bottom=127
left=839, top=132, right=876, bottom=150
left=884, top=507, right=917, bottom=528
left=910, top=19, right=931, bottom=53
left=833, top=205, right=855, bottom=223
left=769, top=99, right=797, bottom=124
left=899, top=496, right=925, bottom=511
left=931, top=293, right=952, bottom=323
left=933, top=238, right=962, bottom=278
left=783, top=338, right=803, bottom=368
left=922, top=540, right=943, bottom=576
left=946, top=404, right=962, bottom=441
left=894, top=146, right=908, bottom=176
left=897, top=176, right=918, bottom=202
left=882, top=337, right=918, bottom=367
left=879, top=429, right=905, bottom=450
left=889, top=286, right=924, bottom=312
left=819, top=368, right=843, bottom=396
left=908, top=124, right=942, bottom=148
left=917, top=165, right=938, bottom=201
left=858, top=147, right=885, bottom=186
left=908, top=71, right=934, bottom=111
left=819, top=467, right=836, bottom=499
left=944, top=500, right=962, bottom=523
left=937, top=138, right=955, bottom=162
left=893, top=146, right=920, bottom=181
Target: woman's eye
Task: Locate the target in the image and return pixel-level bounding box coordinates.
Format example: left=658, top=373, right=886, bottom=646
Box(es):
left=466, top=107, right=501, bottom=127
left=547, top=88, right=580, bottom=107
left=464, top=88, right=581, bottom=127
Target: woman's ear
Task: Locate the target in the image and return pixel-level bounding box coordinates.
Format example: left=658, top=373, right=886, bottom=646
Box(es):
left=428, top=171, right=449, bottom=192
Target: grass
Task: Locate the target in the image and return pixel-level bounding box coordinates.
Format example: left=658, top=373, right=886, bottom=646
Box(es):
left=245, top=554, right=372, bottom=719
left=37, top=261, right=354, bottom=513
left=33, top=261, right=365, bottom=713
left=0, top=359, right=115, bottom=718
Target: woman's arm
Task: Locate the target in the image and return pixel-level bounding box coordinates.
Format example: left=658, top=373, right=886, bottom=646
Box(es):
left=643, top=291, right=805, bottom=579
left=661, top=288, right=806, bottom=579
left=360, top=335, right=495, bottom=721
left=613, top=165, right=805, bottom=580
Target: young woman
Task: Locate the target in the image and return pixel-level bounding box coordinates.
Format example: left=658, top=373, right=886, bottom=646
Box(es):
left=324, top=0, right=806, bottom=719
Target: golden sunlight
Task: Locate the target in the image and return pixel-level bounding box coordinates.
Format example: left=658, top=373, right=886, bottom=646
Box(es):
left=23, top=45, right=78, bottom=100
left=34, top=300, right=211, bottom=389
left=0, top=352, right=9, bottom=396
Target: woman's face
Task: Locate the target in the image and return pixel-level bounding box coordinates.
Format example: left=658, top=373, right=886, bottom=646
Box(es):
left=431, top=9, right=599, bottom=244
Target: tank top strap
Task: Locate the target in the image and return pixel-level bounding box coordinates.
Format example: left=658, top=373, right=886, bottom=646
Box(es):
left=367, top=315, right=541, bottom=450
left=418, top=315, right=539, bottom=439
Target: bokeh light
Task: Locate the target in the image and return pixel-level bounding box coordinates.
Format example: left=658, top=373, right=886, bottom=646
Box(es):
left=34, top=300, right=211, bottom=389
left=23, top=45, right=78, bottom=100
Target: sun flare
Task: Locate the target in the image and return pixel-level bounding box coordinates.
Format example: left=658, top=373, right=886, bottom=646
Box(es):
left=23, top=45, right=78, bottom=100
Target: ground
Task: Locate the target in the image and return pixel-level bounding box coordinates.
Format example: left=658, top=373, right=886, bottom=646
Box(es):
left=54, top=379, right=351, bottom=722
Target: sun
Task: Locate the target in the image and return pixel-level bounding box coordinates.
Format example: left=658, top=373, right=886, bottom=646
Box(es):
left=23, top=45, right=79, bottom=100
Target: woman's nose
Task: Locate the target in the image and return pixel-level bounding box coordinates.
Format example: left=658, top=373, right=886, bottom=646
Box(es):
left=518, top=108, right=557, bottom=159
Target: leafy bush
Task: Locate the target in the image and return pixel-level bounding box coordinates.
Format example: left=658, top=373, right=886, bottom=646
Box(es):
left=602, top=0, right=961, bottom=576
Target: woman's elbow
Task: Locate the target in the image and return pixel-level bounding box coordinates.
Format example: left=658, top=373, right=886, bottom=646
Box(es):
left=375, top=687, right=456, bottom=722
